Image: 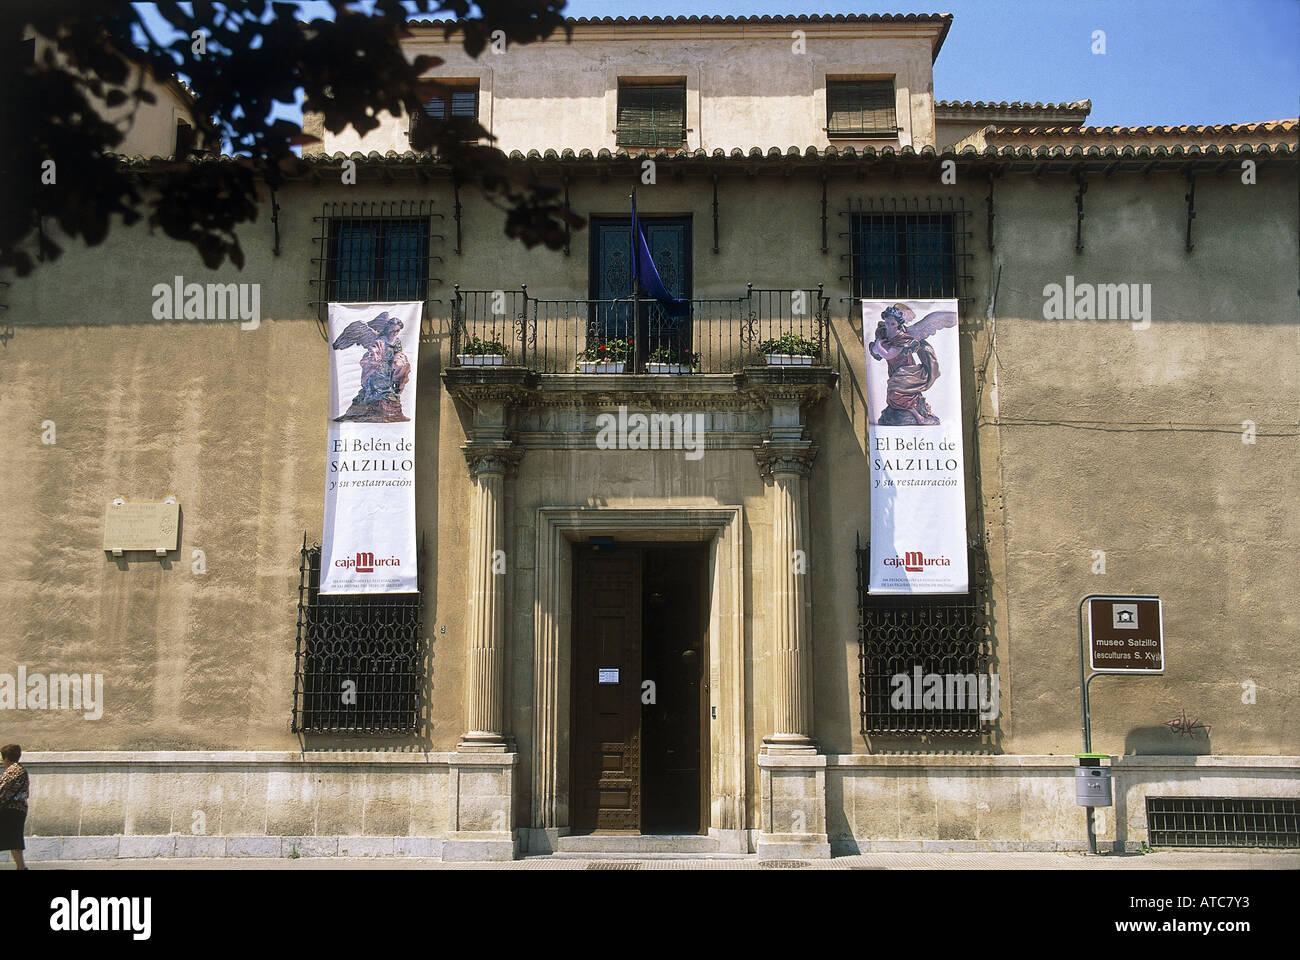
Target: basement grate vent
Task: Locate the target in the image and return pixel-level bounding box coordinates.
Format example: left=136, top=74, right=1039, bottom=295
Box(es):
left=585, top=861, right=642, bottom=870
left=759, top=860, right=811, bottom=869
left=1146, top=797, right=1300, bottom=849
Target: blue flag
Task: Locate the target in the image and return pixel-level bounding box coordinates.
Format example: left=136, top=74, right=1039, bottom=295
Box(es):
left=631, top=194, right=687, bottom=307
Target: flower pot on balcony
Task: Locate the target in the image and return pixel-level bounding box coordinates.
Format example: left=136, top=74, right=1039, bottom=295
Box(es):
left=646, top=362, right=693, bottom=374
left=578, top=361, right=626, bottom=374
left=457, top=354, right=506, bottom=366
left=765, top=353, right=815, bottom=366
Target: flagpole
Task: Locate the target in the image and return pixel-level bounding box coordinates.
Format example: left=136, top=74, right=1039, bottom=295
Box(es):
left=629, top=188, right=638, bottom=371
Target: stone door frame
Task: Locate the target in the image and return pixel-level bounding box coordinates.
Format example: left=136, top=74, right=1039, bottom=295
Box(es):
left=531, top=505, right=746, bottom=842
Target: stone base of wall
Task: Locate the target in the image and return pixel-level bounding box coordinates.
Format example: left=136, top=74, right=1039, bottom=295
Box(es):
left=21, top=750, right=477, bottom=860
left=23, top=834, right=445, bottom=861
left=20, top=751, right=1299, bottom=860
left=827, top=754, right=1300, bottom=854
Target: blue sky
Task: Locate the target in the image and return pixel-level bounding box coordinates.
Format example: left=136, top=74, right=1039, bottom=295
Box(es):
left=135, top=0, right=1299, bottom=128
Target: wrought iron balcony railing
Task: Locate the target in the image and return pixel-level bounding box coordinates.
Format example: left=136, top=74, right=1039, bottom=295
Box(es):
left=448, top=285, right=831, bottom=375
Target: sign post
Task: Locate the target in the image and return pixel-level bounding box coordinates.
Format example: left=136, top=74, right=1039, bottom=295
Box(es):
left=1076, top=595, right=1165, bottom=853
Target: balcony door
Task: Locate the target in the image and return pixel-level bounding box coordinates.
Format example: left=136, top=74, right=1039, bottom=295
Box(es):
left=588, top=216, right=692, bottom=369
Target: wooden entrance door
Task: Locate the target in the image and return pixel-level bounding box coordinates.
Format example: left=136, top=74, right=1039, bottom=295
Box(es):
left=570, top=547, right=643, bottom=832
left=641, top=544, right=708, bottom=834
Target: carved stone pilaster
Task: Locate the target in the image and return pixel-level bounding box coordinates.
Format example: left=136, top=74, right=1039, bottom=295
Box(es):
left=761, top=440, right=817, bottom=755
left=459, top=439, right=522, bottom=753
left=753, top=416, right=826, bottom=854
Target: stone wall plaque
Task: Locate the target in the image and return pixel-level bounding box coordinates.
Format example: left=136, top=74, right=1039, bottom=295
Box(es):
left=103, top=501, right=179, bottom=556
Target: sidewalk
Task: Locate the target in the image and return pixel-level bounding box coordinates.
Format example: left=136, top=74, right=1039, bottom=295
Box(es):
left=9, top=850, right=1298, bottom=869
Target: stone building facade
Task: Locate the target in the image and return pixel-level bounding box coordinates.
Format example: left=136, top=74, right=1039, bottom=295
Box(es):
left=1, top=14, right=1296, bottom=861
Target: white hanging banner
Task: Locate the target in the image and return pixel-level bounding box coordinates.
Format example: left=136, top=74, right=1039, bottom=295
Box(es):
left=863, top=299, right=968, bottom=594
left=320, top=301, right=421, bottom=594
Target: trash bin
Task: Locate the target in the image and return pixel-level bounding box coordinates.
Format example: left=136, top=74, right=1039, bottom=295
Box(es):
left=1074, top=755, right=1112, bottom=807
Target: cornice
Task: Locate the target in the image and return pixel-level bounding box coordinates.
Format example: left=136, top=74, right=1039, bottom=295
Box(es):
left=739, top=366, right=839, bottom=408
left=441, top=366, right=537, bottom=406
left=443, top=368, right=808, bottom=411
left=442, top=365, right=841, bottom=412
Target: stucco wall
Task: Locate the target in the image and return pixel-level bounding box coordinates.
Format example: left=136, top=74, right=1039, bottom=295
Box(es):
left=1, top=158, right=1296, bottom=822
left=935, top=119, right=987, bottom=149
left=322, top=24, right=939, bottom=155
left=986, top=169, right=1300, bottom=756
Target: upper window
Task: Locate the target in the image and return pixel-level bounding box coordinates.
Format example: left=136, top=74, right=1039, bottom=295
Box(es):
left=616, top=80, right=686, bottom=148
left=409, top=81, right=480, bottom=146
left=421, top=82, right=479, bottom=121
left=175, top=118, right=194, bottom=157
left=826, top=79, right=897, bottom=138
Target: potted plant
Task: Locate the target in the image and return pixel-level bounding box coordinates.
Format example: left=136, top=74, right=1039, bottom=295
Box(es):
left=757, top=332, right=820, bottom=366
left=576, top=337, right=630, bottom=373
left=645, top=346, right=699, bottom=374
left=457, top=334, right=509, bottom=366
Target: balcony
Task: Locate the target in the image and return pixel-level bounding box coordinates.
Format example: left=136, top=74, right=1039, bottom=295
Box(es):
left=447, top=285, right=831, bottom=377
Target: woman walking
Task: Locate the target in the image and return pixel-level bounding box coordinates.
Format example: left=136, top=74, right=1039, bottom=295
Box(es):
left=0, top=744, right=29, bottom=870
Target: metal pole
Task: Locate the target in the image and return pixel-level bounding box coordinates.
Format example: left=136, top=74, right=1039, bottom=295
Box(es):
left=1079, top=595, right=1096, bottom=854
left=1078, top=594, right=1092, bottom=753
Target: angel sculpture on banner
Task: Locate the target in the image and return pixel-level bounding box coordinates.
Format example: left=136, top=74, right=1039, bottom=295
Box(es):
left=331, top=310, right=411, bottom=423
left=867, top=302, right=958, bottom=426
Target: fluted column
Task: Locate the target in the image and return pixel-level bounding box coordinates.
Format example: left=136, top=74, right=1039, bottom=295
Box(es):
left=460, top=444, right=520, bottom=751
left=756, top=442, right=817, bottom=754
left=749, top=381, right=833, bottom=857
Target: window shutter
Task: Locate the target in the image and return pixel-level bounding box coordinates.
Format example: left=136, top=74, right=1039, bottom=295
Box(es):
left=617, top=85, right=655, bottom=143
left=617, top=83, right=686, bottom=147
left=421, top=84, right=478, bottom=121
left=655, top=86, right=685, bottom=136
left=827, top=80, right=896, bottom=137
left=450, top=88, right=478, bottom=119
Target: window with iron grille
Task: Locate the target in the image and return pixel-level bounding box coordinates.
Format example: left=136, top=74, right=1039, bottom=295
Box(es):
left=292, top=541, right=425, bottom=735
left=329, top=219, right=426, bottom=301
left=827, top=79, right=897, bottom=138
left=1146, top=797, right=1299, bottom=849
left=310, top=201, right=442, bottom=329
left=616, top=81, right=686, bottom=147
left=857, top=538, right=993, bottom=738
left=841, top=197, right=971, bottom=303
